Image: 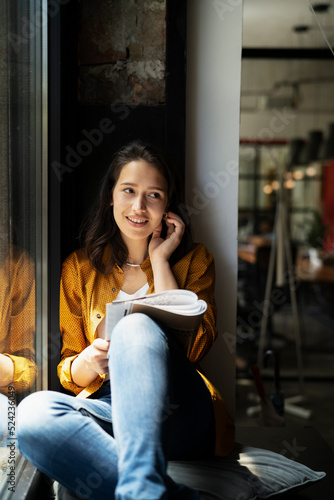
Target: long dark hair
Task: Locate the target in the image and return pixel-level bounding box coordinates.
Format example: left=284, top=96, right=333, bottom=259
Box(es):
left=81, top=140, right=193, bottom=274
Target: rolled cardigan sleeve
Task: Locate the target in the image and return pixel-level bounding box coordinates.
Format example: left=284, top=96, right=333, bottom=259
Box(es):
left=57, top=253, right=96, bottom=395
left=2, top=355, right=37, bottom=394
left=173, top=244, right=217, bottom=363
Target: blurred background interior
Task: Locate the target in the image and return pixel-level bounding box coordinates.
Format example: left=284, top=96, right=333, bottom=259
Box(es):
left=236, top=0, right=334, bottom=450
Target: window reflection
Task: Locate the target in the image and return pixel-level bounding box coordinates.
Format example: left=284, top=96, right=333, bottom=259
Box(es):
left=0, top=245, right=37, bottom=397
left=0, top=0, right=47, bottom=487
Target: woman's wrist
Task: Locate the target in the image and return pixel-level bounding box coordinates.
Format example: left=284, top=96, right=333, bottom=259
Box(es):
left=71, top=350, right=99, bottom=388
left=150, top=256, right=170, bottom=268
left=151, top=259, right=179, bottom=292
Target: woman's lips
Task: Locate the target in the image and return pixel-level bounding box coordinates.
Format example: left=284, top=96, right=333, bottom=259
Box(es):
left=126, top=216, right=148, bottom=227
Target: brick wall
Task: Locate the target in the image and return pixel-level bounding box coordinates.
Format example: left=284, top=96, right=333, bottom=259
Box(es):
left=78, top=0, right=166, bottom=106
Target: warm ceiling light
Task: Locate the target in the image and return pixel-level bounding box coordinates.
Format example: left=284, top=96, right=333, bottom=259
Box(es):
left=263, top=185, right=273, bottom=194
left=306, top=166, right=317, bottom=176
left=284, top=179, right=296, bottom=189
left=293, top=170, right=304, bottom=180
left=272, top=180, right=280, bottom=190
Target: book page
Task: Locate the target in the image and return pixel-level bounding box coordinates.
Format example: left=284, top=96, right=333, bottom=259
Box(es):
left=112, top=289, right=198, bottom=306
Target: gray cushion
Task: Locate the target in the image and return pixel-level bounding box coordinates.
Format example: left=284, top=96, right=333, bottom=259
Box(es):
left=167, top=443, right=326, bottom=499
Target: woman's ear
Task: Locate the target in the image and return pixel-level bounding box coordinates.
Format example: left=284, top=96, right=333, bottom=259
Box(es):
left=163, top=203, right=169, bottom=218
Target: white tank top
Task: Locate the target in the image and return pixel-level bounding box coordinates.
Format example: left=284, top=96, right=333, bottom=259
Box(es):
left=115, top=282, right=149, bottom=301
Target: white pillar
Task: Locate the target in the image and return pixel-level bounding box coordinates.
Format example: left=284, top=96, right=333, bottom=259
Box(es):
left=186, top=0, right=243, bottom=417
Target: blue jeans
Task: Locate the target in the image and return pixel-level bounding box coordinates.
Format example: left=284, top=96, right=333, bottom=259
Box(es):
left=17, top=314, right=215, bottom=499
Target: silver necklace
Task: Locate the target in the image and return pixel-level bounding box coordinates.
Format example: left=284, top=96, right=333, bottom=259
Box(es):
left=125, top=262, right=141, bottom=267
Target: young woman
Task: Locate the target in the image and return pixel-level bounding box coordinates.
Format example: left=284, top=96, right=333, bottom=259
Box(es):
left=18, top=140, right=234, bottom=500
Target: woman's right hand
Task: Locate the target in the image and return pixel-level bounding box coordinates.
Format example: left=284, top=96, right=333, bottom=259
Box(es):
left=71, top=339, right=110, bottom=388
left=81, top=339, right=110, bottom=374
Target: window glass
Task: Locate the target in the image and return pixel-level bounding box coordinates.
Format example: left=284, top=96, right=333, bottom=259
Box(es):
left=0, top=0, right=47, bottom=489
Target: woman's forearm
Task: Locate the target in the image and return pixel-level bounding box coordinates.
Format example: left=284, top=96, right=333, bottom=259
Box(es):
left=71, top=351, right=100, bottom=388
left=151, top=260, right=179, bottom=293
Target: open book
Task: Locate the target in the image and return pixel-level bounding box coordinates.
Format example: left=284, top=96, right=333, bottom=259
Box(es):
left=98, top=289, right=207, bottom=353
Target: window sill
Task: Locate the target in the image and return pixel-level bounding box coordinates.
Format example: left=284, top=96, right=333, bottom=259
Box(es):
left=0, top=453, right=54, bottom=500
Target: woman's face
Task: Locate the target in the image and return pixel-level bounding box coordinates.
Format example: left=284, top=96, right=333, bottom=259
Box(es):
left=111, top=160, right=168, bottom=244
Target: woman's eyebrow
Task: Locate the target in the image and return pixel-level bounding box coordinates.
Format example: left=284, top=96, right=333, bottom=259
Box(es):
left=148, top=186, right=166, bottom=192
left=120, top=182, right=166, bottom=192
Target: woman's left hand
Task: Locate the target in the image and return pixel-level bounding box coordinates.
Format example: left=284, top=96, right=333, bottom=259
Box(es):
left=149, top=211, right=185, bottom=263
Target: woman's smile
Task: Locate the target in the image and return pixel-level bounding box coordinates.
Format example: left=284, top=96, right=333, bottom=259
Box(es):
left=126, top=215, right=149, bottom=227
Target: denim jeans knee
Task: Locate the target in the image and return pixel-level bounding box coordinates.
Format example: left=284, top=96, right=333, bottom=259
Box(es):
left=109, top=313, right=169, bottom=355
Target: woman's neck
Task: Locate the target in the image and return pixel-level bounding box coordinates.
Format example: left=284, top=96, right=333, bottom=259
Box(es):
left=124, top=239, right=149, bottom=266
